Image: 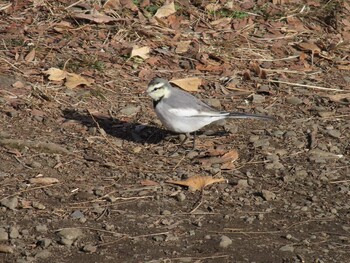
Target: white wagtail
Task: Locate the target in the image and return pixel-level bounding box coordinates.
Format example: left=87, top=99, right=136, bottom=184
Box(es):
left=146, top=78, right=274, bottom=149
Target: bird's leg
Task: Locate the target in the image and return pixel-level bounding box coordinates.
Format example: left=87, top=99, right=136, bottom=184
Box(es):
left=192, top=131, right=196, bottom=150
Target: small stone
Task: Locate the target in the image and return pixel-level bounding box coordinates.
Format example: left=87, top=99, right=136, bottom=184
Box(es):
left=71, top=210, right=84, bottom=219
left=32, top=201, right=46, bottom=210
left=119, top=105, right=140, bottom=116
left=236, top=179, right=249, bottom=188
left=152, top=235, right=164, bottom=242
left=0, top=244, right=14, bottom=254
left=284, top=131, right=297, bottom=138
left=252, top=94, right=265, bottom=104
left=327, top=130, right=341, bottom=138
left=279, top=244, right=294, bottom=252
left=177, top=192, right=186, bottom=202
left=35, top=225, right=48, bottom=233
left=0, top=228, right=9, bottom=241
left=28, top=161, right=42, bottom=168
left=133, top=146, right=142, bottom=153
left=219, top=235, right=232, bottom=248
left=253, top=139, right=270, bottom=148
left=60, top=238, right=73, bottom=246
left=35, top=250, right=51, bottom=259
left=9, top=226, right=20, bottom=239
left=261, top=190, right=276, bottom=201
left=82, top=244, right=97, bottom=253
left=58, top=228, right=84, bottom=241
left=1, top=197, right=18, bottom=210
left=37, top=238, right=52, bottom=248
left=208, top=99, right=221, bottom=108
left=286, top=97, right=303, bottom=105
left=186, top=151, right=198, bottom=159
left=161, top=210, right=171, bottom=215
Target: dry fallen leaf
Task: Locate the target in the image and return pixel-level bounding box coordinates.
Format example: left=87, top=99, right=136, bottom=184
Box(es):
left=43, top=67, right=67, bottom=81
left=65, top=73, right=94, bottom=89
left=25, top=49, right=36, bottom=62
left=175, top=41, right=191, bottom=54
left=296, top=42, right=321, bottom=54
left=72, top=9, right=117, bottom=24
left=154, top=1, right=176, bottom=18
left=166, top=175, right=227, bottom=191
left=103, top=0, right=122, bottom=10
left=0, top=244, right=14, bottom=254
left=29, top=177, right=59, bottom=185
left=130, top=45, right=150, bottom=59
left=140, top=179, right=160, bottom=186
left=170, top=77, right=202, bottom=92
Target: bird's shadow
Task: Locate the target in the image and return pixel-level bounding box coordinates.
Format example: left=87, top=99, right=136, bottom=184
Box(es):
left=62, top=109, right=168, bottom=144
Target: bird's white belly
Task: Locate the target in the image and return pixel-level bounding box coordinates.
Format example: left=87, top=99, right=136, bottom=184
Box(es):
left=155, top=105, right=223, bottom=133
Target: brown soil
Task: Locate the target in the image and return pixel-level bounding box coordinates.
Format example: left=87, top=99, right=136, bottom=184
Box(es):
left=1, top=1, right=350, bottom=262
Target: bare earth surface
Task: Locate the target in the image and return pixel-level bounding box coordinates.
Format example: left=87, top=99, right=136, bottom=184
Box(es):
left=1, top=1, right=350, bottom=262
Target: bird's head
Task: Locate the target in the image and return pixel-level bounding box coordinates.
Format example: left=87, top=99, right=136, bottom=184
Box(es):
left=146, top=78, right=171, bottom=101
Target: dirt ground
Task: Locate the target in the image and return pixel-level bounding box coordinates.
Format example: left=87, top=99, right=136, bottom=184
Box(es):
left=1, top=0, right=350, bottom=262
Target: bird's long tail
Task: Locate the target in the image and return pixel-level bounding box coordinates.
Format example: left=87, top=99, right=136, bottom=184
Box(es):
left=227, top=112, right=275, bottom=121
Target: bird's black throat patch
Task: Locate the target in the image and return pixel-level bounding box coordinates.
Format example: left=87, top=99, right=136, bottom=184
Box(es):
left=153, top=96, right=164, bottom=108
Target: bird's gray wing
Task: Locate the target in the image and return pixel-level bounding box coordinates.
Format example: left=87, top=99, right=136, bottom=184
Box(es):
left=164, top=87, right=223, bottom=116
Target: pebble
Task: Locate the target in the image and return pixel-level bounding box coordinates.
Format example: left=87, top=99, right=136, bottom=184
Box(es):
left=35, top=225, right=48, bottom=233
left=71, top=210, right=84, bottom=219
left=327, top=129, right=341, bottom=138
left=9, top=226, right=20, bottom=239
left=261, top=190, right=276, bottom=201
left=253, top=139, right=270, bottom=148
left=0, top=228, right=9, bottom=241
left=35, top=250, right=51, bottom=259
left=82, top=244, right=97, bottom=253
left=279, top=244, right=295, bottom=252
left=32, top=201, right=46, bottom=210
left=286, top=97, right=303, bottom=105
left=37, top=238, right=52, bottom=248
left=1, top=197, right=18, bottom=210
left=58, top=228, right=84, bottom=241
left=119, top=105, right=140, bottom=116
left=208, top=98, right=221, bottom=108
left=236, top=179, right=249, bottom=188
left=161, top=210, right=171, bottom=215
left=219, top=235, right=232, bottom=248
left=252, top=94, right=265, bottom=104
left=177, top=192, right=186, bottom=202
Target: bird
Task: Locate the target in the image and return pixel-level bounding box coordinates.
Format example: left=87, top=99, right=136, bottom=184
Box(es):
left=146, top=77, right=274, bottom=149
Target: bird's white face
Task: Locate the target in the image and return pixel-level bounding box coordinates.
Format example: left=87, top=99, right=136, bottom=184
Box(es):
left=146, top=79, right=171, bottom=101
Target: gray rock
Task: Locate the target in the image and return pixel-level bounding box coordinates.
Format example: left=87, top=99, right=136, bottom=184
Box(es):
left=119, top=105, right=140, bottom=116
left=35, top=250, right=51, bottom=259
left=37, top=238, right=52, bottom=248
left=286, top=97, right=303, bottom=105
left=252, top=94, right=265, bottom=104
left=35, top=225, right=48, bottom=233
left=32, top=201, right=46, bottom=210
left=82, top=244, right=97, bottom=253
left=161, top=210, right=171, bottom=215
left=279, top=244, right=295, bottom=252
left=9, top=226, right=20, bottom=239
left=261, top=190, right=276, bottom=201
left=0, top=228, right=9, bottom=241
left=327, top=129, right=341, bottom=138
left=177, top=192, right=186, bottom=202
left=71, top=210, right=84, bottom=219
left=208, top=98, right=221, bottom=108
left=253, top=139, right=270, bottom=148
left=1, top=197, right=18, bottom=210
left=219, top=235, right=232, bottom=248
left=58, top=228, right=84, bottom=241
left=236, top=179, right=249, bottom=188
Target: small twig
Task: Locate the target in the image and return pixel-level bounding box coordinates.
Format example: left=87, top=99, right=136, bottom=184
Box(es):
left=65, top=0, right=83, bottom=9
left=0, top=57, right=23, bottom=72
left=330, top=179, right=350, bottom=184
left=267, top=79, right=345, bottom=92
left=190, top=191, right=204, bottom=214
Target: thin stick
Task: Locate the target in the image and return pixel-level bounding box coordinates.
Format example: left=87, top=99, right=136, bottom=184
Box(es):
left=267, top=79, right=345, bottom=92
left=330, top=179, right=350, bottom=184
